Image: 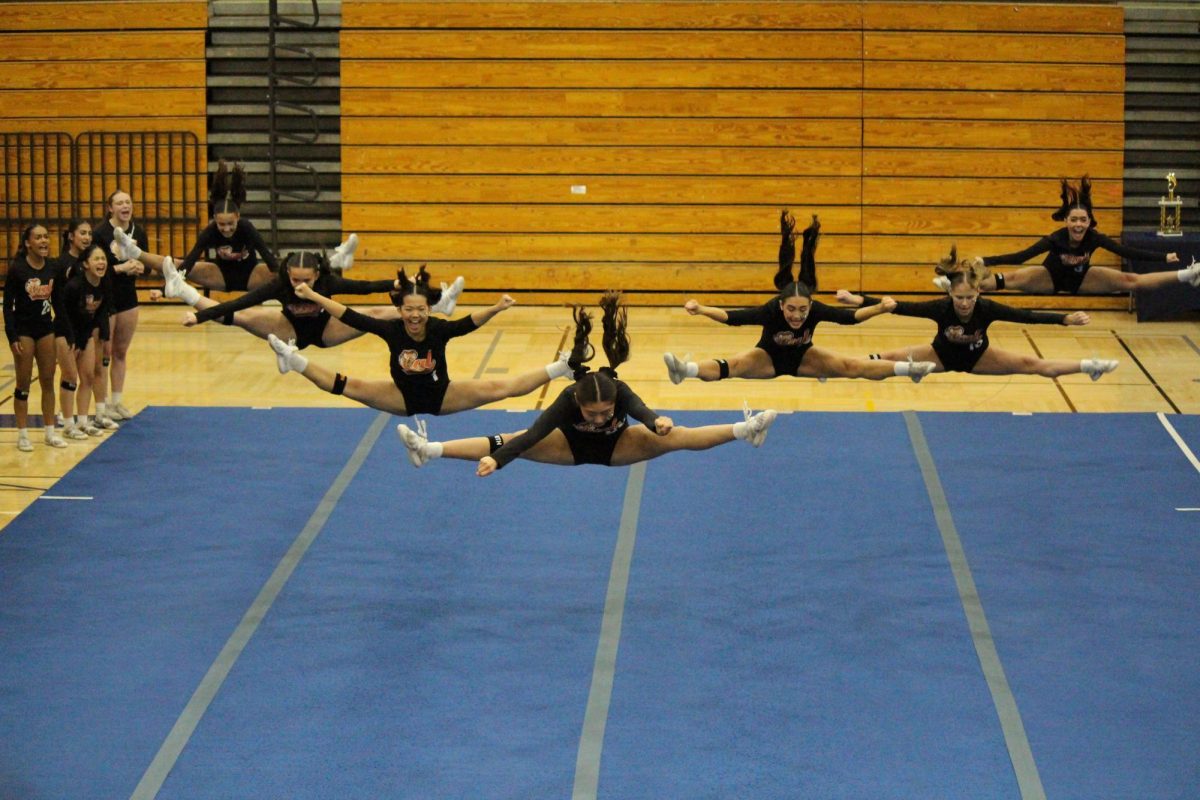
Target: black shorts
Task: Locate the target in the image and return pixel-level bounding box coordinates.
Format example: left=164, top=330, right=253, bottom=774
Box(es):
left=398, top=378, right=450, bottom=416
left=15, top=317, right=55, bottom=342
left=289, top=315, right=329, bottom=350
left=933, top=340, right=986, bottom=374
left=1044, top=257, right=1089, bottom=295
left=763, top=344, right=812, bottom=377
left=70, top=321, right=101, bottom=351
left=217, top=260, right=255, bottom=293
left=563, top=425, right=623, bottom=466
left=111, top=275, right=139, bottom=313
left=53, top=312, right=72, bottom=338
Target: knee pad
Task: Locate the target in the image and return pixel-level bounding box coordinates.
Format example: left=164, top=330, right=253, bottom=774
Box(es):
left=60, top=380, right=77, bottom=392
left=14, top=388, right=29, bottom=402
left=716, top=359, right=730, bottom=380
left=994, top=273, right=1006, bottom=290
left=331, top=373, right=348, bottom=395
left=488, top=434, right=504, bottom=453
left=221, top=312, right=235, bottom=326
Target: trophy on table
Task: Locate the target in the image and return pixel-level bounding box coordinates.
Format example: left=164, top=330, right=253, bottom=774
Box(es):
left=1158, top=172, right=1183, bottom=237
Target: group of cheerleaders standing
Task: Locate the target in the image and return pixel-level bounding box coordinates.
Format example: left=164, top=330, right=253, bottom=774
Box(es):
left=9, top=170, right=1195, bottom=469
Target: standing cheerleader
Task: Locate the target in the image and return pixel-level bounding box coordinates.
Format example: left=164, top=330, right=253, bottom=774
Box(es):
left=937, top=176, right=1198, bottom=295
left=4, top=224, right=65, bottom=450
left=397, top=291, right=778, bottom=475
left=58, top=244, right=112, bottom=436
left=92, top=189, right=154, bottom=420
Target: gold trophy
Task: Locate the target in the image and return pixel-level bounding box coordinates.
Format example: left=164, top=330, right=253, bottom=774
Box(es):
left=1158, top=172, right=1183, bottom=237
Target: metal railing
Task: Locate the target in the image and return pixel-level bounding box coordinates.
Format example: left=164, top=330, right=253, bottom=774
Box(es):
left=1, top=131, right=205, bottom=279
left=1, top=133, right=73, bottom=262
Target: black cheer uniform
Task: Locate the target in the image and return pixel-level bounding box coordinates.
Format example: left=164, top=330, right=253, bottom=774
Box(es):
left=59, top=271, right=111, bottom=350
left=336, top=308, right=478, bottom=415
left=983, top=228, right=1171, bottom=294
left=4, top=255, right=57, bottom=342
left=491, top=379, right=659, bottom=469
left=721, top=298, right=862, bottom=376
left=877, top=296, right=1066, bottom=373
left=179, top=218, right=278, bottom=292
left=192, top=273, right=395, bottom=348
left=50, top=254, right=81, bottom=339
left=92, top=220, right=149, bottom=313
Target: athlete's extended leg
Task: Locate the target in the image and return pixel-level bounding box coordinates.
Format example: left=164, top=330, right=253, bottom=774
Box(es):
left=972, top=347, right=1117, bottom=380
left=268, top=334, right=410, bottom=413
left=438, top=353, right=572, bottom=414
left=797, top=346, right=935, bottom=382
left=664, top=347, right=775, bottom=384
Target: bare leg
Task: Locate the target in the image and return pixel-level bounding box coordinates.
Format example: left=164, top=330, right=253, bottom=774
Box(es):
left=33, top=334, right=58, bottom=427
left=292, top=359, right=410, bottom=414
left=610, top=423, right=737, bottom=465
left=689, top=348, right=775, bottom=381
left=55, top=336, right=78, bottom=423
left=439, top=365, right=559, bottom=414
left=109, top=307, right=138, bottom=396
left=94, top=331, right=110, bottom=408
left=439, top=429, right=574, bottom=465
left=997, top=265, right=1055, bottom=294
left=247, top=264, right=275, bottom=290
left=185, top=262, right=226, bottom=291
left=1080, top=265, right=1184, bottom=294
left=972, top=347, right=1084, bottom=378
left=75, top=339, right=95, bottom=419
left=12, top=336, right=36, bottom=430
left=797, top=346, right=928, bottom=381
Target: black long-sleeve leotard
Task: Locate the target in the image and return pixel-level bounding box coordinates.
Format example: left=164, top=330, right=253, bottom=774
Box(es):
left=192, top=273, right=395, bottom=347
left=983, top=228, right=1171, bottom=294
left=490, top=379, right=659, bottom=469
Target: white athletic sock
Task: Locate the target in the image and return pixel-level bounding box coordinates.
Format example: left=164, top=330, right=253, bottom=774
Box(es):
left=732, top=421, right=750, bottom=441
left=44, top=425, right=56, bottom=439
left=178, top=282, right=201, bottom=306
left=112, top=392, right=123, bottom=405
left=96, top=402, right=107, bottom=416
left=288, top=350, right=309, bottom=372
left=684, top=361, right=699, bottom=378
left=893, top=361, right=911, bottom=376
left=426, top=441, right=444, bottom=459
left=17, top=427, right=28, bottom=439
left=74, top=415, right=84, bottom=428
left=546, top=355, right=572, bottom=380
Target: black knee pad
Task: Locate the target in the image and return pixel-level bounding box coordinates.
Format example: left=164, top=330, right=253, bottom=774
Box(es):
left=716, top=359, right=730, bottom=380
left=14, top=388, right=30, bottom=401
left=331, top=373, right=348, bottom=395
left=488, top=434, right=504, bottom=453
left=221, top=312, right=235, bottom=326
left=994, top=273, right=1006, bottom=290
left=60, top=380, right=77, bottom=392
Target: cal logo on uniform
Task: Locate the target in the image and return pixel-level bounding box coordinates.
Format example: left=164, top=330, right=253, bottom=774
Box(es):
left=25, top=278, right=52, bottom=301
left=398, top=349, right=436, bottom=375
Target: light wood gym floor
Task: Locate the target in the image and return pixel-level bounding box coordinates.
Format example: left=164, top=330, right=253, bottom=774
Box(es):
left=3, top=301, right=1200, bottom=529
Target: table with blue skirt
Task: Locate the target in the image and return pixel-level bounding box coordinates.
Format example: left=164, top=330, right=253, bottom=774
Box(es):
left=1123, top=231, right=1200, bottom=321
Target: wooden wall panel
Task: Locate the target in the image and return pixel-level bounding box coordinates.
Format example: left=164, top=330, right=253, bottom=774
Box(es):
left=346, top=3, right=863, bottom=30
left=0, top=1, right=208, bottom=274
left=343, top=1, right=1127, bottom=300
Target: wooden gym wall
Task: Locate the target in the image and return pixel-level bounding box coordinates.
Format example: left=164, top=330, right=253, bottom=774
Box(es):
left=342, top=1, right=1125, bottom=305
left=0, top=0, right=208, bottom=258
